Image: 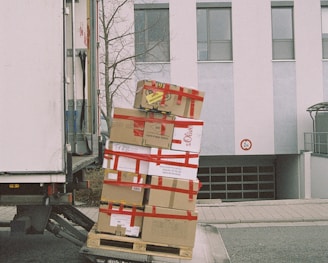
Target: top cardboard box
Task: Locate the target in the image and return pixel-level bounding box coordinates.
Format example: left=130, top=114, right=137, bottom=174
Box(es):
left=134, top=80, right=204, bottom=119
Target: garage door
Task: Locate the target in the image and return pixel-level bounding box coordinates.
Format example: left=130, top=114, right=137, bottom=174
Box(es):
left=197, top=163, right=275, bottom=201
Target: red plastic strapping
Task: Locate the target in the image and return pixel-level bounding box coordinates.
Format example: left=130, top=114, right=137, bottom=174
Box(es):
left=100, top=204, right=198, bottom=221
left=160, top=83, right=171, bottom=106
left=177, top=87, right=183, bottom=105
left=103, top=149, right=199, bottom=170
left=143, top=84, right=204, bottom=102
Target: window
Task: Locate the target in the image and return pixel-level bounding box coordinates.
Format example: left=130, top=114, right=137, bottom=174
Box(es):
left=134, top=6, right=170, bottom=62
left=271, top=6, right=295, bottom=60
left=197, top=7, right=232, bottom=61
left=322, top=7, right=328, bottom=59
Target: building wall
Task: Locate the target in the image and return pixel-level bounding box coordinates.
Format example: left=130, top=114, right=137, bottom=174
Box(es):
left=121, top=0, right=328, bottom=199
left=311, top=155, right=328, bottom=198
left=275, top=155, right=300, bottom=199
left=134, top=0, right=324, bottom=156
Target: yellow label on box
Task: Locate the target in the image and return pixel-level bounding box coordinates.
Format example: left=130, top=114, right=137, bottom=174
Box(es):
left=146, top=91, right=164, bottom=104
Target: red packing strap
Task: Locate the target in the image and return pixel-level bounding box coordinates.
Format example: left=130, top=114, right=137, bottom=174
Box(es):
left=114, top=113, right=204, bottom=127
left=99, top=204, right=197, bottom=221
left=103, top=180, right=199, bottom=196
left=173, top=120, right=204, bottom=128
left=104, top=149, right=199, bottom=169
left=114, top=113, right=175, bottom=136
left=103, top=177, right=201, bottom=198
left=189, top=180, right=194, bottom=200
left=143, top=84, right=204, bottom=102
left=177, top=87, right=183, bottom=105
left=160, top=83, right=171, bottom=106
left=189, top=89, right=198, bottom=118
left=153, top=148, right=199, bottom=168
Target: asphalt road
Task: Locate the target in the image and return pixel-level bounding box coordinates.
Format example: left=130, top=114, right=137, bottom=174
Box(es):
left=2, top=224, right=328, bottom=263
left=0, top=228, right=87, bottom=263
left=219, top=225, right=328, bottom=263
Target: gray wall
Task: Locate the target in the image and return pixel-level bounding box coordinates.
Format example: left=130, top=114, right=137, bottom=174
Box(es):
left=276, top=155, right=300, bottom=199
left=311, top=155, right=328, bottom=198
left=273, top=62, right=298, bottom=154
left=198, top=63, right=235, bottom=155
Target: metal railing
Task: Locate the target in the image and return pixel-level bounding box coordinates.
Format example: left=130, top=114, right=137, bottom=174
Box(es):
left=304, top=132, right=328, bottom=154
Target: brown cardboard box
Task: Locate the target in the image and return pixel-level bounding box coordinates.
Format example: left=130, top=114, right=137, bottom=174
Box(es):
left=110, top=107, right=174, bottom=149
left=101, top=169, right=147, bottom=206
left=141, top=205, right=198, bottom=247
left=134, top=80, right=204, bottom=119
left=147, top=176, right=199, bottom=210
left=97, top=204, right=143, bottom=237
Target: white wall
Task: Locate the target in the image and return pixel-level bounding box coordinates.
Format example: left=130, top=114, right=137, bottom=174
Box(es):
left=311, top=155, right=328, bottom=198
left=294, top=0, right=324, bottom=149
left=232, top=0, right=274, bottom=155
left=169, top=0, right=198, bottom=88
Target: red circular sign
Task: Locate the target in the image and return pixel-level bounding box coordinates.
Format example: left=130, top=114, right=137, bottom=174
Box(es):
left=240, top=139, right=252, bottom=151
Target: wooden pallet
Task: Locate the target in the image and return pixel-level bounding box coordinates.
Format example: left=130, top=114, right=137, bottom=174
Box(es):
left=86, top=225, right=193, bottom=260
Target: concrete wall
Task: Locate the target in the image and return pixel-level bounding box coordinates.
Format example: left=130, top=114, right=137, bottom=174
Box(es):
left=276, top=155, right=300, bottom=199
left=311, top=155, right=328, bottom=198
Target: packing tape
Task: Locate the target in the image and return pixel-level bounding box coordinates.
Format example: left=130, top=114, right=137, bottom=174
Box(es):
left=99, top=204, right=198, bottom=226
left=104, top=149, right=199, bottom=171
left=103, top=174, right=200, bottom=200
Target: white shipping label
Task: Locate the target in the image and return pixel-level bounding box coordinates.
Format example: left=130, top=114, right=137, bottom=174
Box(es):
left=132, top=176, right=143, bottom=192
left=110, top=213, right=131, bottom=228
left=109, top=213, right=140, bottom=237
left=107, top=172, right=118, bottom=180
left=125, top=226, right=140, bottom=237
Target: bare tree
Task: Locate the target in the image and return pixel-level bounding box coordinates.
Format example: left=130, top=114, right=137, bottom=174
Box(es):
left=99, top=0, right=135, bottom=136
left=98, top=0, right=169, bottom=137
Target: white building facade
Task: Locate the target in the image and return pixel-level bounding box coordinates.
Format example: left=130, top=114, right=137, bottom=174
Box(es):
left=107, top=0, right=328, bottom=201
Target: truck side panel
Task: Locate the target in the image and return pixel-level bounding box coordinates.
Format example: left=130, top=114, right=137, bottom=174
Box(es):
left=0, top=0, right=64, bottom=173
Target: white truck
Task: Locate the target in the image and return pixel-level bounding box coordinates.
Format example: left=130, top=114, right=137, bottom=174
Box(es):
left=0, top=0, right=100, bottom=243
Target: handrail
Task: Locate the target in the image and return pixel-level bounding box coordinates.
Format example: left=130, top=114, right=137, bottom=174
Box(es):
left=304, top=132, right=328, bottom=154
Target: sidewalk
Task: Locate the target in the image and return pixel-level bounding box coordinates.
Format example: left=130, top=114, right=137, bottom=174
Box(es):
left=197, top=198, right=328, bottom=227
left=2, top=199, right=328, bottom=226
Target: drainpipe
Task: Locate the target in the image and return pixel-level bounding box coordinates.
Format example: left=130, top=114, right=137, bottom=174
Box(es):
left=71, top=0, right=77, bottom=153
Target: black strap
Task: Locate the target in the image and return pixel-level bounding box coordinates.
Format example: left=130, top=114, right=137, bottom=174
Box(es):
left=79, top=51, right=87, bottom=131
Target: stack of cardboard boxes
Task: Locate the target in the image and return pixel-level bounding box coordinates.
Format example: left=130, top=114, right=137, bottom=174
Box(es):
left=97, top=80, right=205, bottom=252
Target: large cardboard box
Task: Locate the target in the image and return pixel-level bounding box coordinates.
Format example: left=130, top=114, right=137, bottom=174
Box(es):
left=103, top=142, right=150, bottom=174
left=110, top=107, right=174, bottom=149
left=101, top=169, right=147, bottom=206
left=148, top=148, right=199, bottom=180
left=97, top=204, right=143, bottom=237
left=141, top=205, right=198, bottom=247
left=147, top=176, right=199, bottom=210
left=134, top=80, right=204, bottom=119
left=171, top=117, right=204, bottom=153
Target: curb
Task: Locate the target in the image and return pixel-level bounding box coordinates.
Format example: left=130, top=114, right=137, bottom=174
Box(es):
left=199, top=217, right=328, bottom=225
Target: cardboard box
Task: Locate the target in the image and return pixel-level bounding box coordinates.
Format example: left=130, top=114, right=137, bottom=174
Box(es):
left=110, top=107, right=174, bottom=149
left=148, top=148, right=199, bottom=180
left=134, top=80, right=204, bottom=119
left=147, top=176, right=199, bottom=210
left=171, top=117, right=204, bottom=153
left=103, top=142, right=150, bottom=174
left=141, top=205, right=198, bottom=247
left=97, top=204, right=143, bottom=237
left=101, top=169, right=147, bottom=206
